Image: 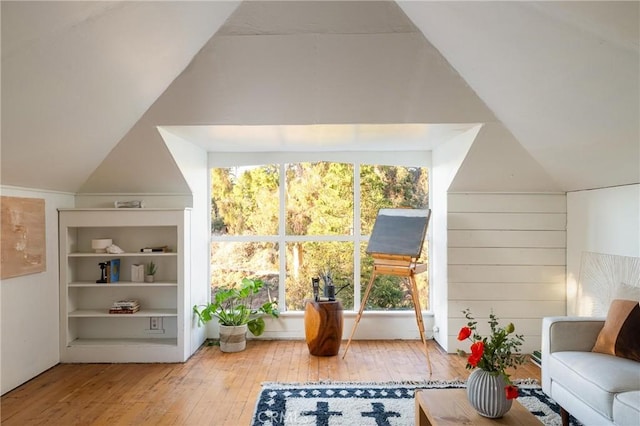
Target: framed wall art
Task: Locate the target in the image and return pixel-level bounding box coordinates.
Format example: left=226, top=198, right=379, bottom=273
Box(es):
left=1, top=196, right=46, bottom=279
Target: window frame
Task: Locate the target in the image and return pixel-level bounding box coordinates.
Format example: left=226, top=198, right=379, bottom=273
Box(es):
left=209, top=151, right=432, bottom=313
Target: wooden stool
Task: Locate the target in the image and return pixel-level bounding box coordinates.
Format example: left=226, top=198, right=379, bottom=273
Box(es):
left=304, top=300, right=343, bottom=356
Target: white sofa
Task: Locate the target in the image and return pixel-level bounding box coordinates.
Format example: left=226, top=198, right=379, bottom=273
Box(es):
left=542, top=317, right=640, bottom=426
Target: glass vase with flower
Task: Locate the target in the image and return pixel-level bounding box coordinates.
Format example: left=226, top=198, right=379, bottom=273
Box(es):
left=457, top=308, right=526, bottom=418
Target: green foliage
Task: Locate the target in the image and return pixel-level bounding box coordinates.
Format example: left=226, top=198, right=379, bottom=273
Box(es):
left=284, top=241, right=355, bottom=310
left=457, top=309, right=526, bottom=384
left=193, top=278, right=279, bottom=336
left=360, top=165, right=428, bottom=234
left=210, top=163, right=429, bottom=311
left=211, top=166, right=279, bottom=235
left=364, top=278, right=411, bottom=309
left=286, top=162, right=354, bottom=235
left=145, top=261, right=156, bottom=276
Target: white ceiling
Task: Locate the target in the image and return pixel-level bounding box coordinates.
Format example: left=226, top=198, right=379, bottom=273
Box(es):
left=1, top=1, right=638, bottom=193
left=1, top=1, right=240, bottom=191
left=399, top=1, right=639, bottom=191
left=160, top=124, right=476, bottom=152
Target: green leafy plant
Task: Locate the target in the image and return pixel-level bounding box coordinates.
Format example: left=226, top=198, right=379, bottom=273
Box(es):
left=193, top=278, right=279, bottom=336
left=457, top=308, right=525, bottom=393
left=145, top=261, right=157, bottom=276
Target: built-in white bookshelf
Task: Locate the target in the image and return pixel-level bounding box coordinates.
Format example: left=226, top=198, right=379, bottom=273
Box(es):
left=58, top=208, right=192, bottom=362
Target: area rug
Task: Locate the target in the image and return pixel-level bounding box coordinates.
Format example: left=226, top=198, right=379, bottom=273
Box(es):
left=251, top=380, right=583, bottom=426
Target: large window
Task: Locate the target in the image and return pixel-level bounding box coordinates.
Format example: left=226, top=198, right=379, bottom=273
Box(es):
left=210, top=162, right=429, bottom=312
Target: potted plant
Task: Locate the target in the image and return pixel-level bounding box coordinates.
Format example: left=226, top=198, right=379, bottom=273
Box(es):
left=456, top=308, right=525, bottom=418
left=145, top=261, right=156, bottom=283
left=193, top=277, right=279, bottom=352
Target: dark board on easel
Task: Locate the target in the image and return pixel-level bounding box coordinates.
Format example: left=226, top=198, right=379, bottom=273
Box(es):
left=366, top=209, right=431, bottom=258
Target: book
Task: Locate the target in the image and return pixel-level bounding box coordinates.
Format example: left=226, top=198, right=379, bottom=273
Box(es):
left=140, top=246, right=170, bottom=253
left=530, top=349, right=542, bottom=367
left=112, top=299, right=140, bottom=308
left=114, top=200, right=143, bottom=208
left=106, top=259, right=120, bottom=283
left=109, top=307, right=140, bottom=314
left=109, top=299, right=140, bottom=314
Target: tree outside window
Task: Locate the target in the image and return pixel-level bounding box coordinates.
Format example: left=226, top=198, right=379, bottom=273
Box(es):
left=210, top=162, right=429, bottom=312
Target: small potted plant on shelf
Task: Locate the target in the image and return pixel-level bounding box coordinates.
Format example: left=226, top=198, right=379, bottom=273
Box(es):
left=193, top=277, right=279, bottom=352
left=145, top=261, right=157, bottom=283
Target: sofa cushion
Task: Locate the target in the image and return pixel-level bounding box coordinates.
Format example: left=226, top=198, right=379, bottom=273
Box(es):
left=549, top=351, right=640, bottom=420
left=593, top=299, right=640, bottom=362
left=613, top=391, right=640, bottom=426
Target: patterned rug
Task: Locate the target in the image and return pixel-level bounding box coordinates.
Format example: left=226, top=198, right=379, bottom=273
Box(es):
left=251, top=380, right=583, bottom=426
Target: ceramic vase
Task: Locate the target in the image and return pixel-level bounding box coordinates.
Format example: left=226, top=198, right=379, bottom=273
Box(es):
left=466, top=368, right=513, bottom=418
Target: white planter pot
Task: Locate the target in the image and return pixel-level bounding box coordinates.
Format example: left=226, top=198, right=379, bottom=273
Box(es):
left=219, top=324, right=247, bottom=352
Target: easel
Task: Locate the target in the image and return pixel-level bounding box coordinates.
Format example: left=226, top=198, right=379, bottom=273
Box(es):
left=342, top=209, right=432, bottom=375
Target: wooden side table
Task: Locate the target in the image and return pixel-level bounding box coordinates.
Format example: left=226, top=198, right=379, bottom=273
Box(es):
left=415, top=389, right=540, bottom=425
left=304, top=300, right=343, bottom=356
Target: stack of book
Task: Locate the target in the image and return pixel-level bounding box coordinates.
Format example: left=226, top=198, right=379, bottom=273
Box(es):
left=530, top=349, right=542, bottom=367
left=109, top=300, right=140, bottom=314
left=140, top=245, right=170, bottom=253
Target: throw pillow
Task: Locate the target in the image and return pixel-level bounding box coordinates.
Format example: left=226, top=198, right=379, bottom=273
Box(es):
left=592, top=299, right=640, bottom=362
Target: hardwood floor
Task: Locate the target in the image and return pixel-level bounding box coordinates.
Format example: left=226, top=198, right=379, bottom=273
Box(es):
left=1, top=340, right=541, bottom=425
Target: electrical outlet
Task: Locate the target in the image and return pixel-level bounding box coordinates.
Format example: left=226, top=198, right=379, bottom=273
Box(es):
left=150, top=317, right=162, bottom=330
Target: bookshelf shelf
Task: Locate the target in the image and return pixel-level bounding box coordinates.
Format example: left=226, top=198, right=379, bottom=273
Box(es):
left=68, top=252, right=177, bottom=258
left=69, top=309, right=178, bottom=318
left=69, top=338, right=178, bottom=347
left=68, top=281, right=178, bottom=287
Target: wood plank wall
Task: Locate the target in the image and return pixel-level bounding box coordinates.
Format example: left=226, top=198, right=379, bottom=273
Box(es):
left=446, top=193, right=567, bottom=354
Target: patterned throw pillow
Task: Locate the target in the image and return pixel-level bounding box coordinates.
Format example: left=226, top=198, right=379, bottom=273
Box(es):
left=592, top=299, right=640, bottom=362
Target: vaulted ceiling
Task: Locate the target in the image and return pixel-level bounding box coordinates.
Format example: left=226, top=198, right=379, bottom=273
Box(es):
left=1, top=1, right=638, bottom=193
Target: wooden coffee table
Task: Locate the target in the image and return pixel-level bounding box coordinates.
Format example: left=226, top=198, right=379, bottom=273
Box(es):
left=415, top=389, right=541, bottom=425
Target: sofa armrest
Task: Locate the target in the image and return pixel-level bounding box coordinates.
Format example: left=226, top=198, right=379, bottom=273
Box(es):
left=542, top=316, right=605, bottom=354
left=541, top=316, right=605, bottom=394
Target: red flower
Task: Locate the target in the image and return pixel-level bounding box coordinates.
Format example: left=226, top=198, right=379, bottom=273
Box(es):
left=505, top=385, right=519, bottom=400
left=458, top=327, right=472, bottom=341
left=467, top=341, right=484, bottom=367
left=468, top=353, right=482, bottom=367
left=470, top=341, right=484, bottom=357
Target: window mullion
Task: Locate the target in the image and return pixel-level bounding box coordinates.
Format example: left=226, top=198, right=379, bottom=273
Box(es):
left=353, top=162, right=361, bottom=311
left=278, top=163, right=287, bottom=312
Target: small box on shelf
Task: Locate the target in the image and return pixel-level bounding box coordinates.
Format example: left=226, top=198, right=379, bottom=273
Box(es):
left=131, top=264, right=145, bottom=282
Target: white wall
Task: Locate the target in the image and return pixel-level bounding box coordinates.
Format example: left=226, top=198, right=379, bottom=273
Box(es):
left=1, top=186, right=75, bottom=395
left=446, top=193, right=567, bottom=354
left=430, top=125, right=480, bottom=350
left=159, top=129, right=211, bottom=353
left=566, top=184, right=640, bottom=315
